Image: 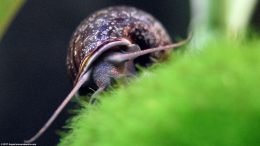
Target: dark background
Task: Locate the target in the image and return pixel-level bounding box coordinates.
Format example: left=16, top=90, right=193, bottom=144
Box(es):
left=0, top=0, right=190, bottom=146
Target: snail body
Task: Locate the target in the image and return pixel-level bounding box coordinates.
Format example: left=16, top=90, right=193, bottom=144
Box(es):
left=25, top=6, right=189, bottom=143
left=67, top=6, right=172, bottom=90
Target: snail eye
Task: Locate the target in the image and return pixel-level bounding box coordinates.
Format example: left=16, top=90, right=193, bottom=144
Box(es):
left=113, top=45, right=129, bottom=54
left=120, top=49, right=128, bottom=53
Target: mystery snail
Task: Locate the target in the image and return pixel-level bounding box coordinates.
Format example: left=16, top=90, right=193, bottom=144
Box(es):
left=25, top=6, right=189, bottom=143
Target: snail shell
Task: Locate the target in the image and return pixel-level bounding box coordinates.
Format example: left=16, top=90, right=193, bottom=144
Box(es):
left=67, top=6, right=172, bottom=87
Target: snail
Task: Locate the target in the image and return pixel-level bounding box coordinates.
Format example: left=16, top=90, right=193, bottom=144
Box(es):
left=25, top=6, right=189, bottom=143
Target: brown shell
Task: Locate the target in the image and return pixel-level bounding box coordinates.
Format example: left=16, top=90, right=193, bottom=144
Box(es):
left=67, top=6, right=172, bottom=83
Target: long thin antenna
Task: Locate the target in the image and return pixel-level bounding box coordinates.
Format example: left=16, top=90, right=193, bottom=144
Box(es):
left=106, top=35, right=191, bottom=63
left=24, top=70, right=91, bottom=143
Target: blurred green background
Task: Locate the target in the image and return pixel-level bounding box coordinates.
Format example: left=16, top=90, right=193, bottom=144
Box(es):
left=0, top=0, right=24, bottom=40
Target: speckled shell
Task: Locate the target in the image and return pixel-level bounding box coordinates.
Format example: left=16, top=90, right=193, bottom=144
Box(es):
left=67, top=6, right=172, bottom=83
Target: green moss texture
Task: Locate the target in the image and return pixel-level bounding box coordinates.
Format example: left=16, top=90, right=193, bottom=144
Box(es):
left=59, top=38, right=260, bottom=146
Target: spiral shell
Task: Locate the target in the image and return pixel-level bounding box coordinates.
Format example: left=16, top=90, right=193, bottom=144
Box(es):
left=67, top=6, right=172, bottom=85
